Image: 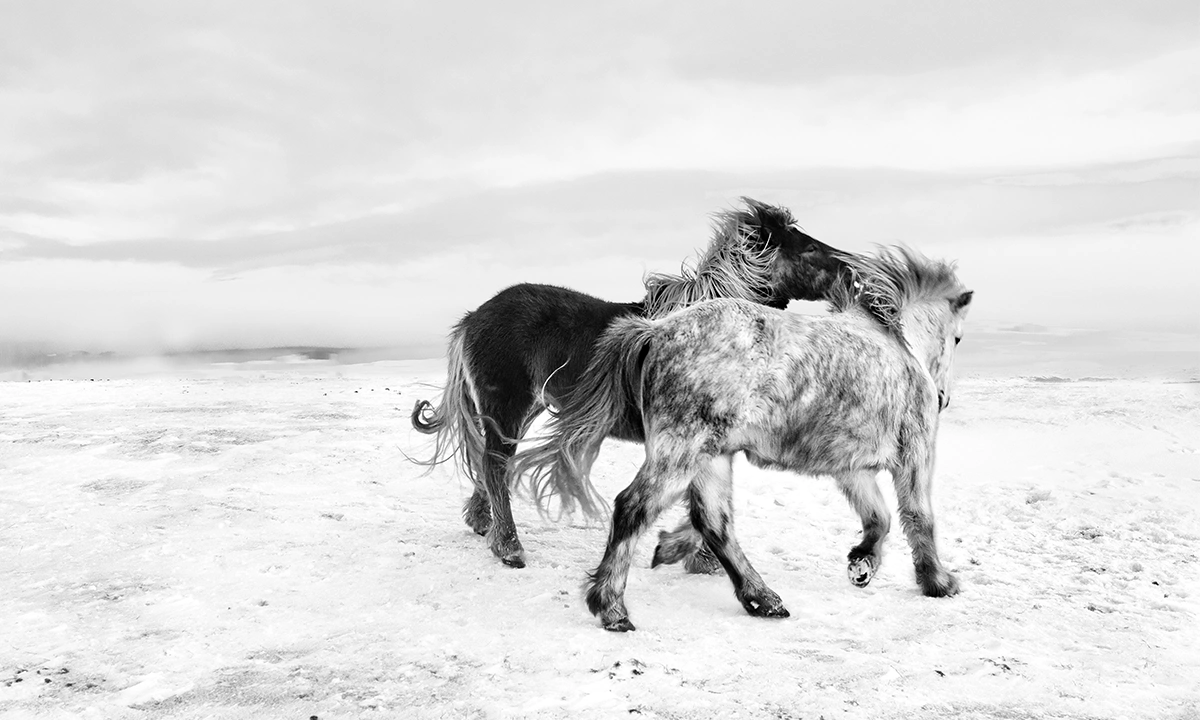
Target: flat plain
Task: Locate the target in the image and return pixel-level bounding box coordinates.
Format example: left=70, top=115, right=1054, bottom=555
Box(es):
left=2, top=358, right=1198, bottom=719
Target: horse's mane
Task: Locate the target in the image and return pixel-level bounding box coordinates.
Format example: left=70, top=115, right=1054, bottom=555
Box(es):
left=828, top=245, right=962, bottom=338
left=640, top=199, right=787, bottom=318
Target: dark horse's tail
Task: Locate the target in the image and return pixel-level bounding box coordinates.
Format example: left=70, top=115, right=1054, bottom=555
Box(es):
left=410, top=325, right=487, bottom=486
left=512, top=316, right=658, bottom=519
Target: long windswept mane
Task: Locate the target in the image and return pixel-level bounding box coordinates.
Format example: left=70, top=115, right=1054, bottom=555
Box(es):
left=641, top=201, right=788, bottom=318
left=828, top=245, right=962, bottom=338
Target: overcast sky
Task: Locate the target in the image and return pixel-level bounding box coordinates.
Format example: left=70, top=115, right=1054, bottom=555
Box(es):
left=1, top=1, right=1196, bottom=356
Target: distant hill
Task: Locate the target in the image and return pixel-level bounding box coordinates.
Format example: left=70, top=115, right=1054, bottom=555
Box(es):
left=0, top=344, right=444, bottom=370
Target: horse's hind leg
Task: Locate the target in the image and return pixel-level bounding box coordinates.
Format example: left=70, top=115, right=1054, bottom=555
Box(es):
left=465, top=383, right=539, bottom=569
left=479, top=415, right=529, bottom=568
left=688, top=455, right=788, bottom=619
left=586, top=460, right=692, bottom=632
left=459, top=414, right=492, bottom=537
left=891, top=461, right=959, bottom=597
left=835, top=470, right=891, bottom=588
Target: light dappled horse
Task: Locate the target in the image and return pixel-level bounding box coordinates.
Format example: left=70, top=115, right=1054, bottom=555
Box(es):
left=514, top=247, right=972, bottom=630
left=411, top=199, right=851, bottom=568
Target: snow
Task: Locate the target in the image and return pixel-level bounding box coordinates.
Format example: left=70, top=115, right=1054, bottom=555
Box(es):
left=1, top=360, right=1198, bottom=719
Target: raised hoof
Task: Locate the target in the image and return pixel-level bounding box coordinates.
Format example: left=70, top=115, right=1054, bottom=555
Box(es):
left=603, top=617, right=636, bottom=632
left=651, top=530, right=694, bottom=568
left=847, top=556, right=878, bottom=587
left=683, top=549, right=724, bottom=575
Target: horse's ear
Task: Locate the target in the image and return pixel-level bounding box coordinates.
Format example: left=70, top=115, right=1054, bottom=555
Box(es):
left=951, top=290, right=974, bottom=311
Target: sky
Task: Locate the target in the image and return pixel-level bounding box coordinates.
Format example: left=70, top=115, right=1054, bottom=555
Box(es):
left=0, top=0, right=1197, bottom=358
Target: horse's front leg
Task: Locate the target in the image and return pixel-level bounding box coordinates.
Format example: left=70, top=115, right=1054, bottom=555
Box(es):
left=891, top=455, right=959, bottom=598
left=689, top=455, right=788, bottom=619
left=835, top=470, right=892, bottom=588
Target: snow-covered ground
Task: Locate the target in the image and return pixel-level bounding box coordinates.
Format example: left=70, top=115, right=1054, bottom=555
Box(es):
left=1, top=359, right=1198, bottom=719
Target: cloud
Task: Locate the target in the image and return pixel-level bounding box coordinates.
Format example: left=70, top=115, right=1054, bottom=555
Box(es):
left=4, top=158, right=1195, bottom=273
left=661, top=0, right=1198, bottom=84
left=0, top=2, right=1197, bottom=354
left=984, top=155, right=1200, bottom=187
left=2, top=2, right=1196, bottom=250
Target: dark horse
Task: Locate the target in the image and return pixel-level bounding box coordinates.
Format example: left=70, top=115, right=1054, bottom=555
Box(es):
left=411, top=198, right=851, bottom=568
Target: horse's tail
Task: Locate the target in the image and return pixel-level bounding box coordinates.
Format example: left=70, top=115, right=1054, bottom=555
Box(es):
left=513, top=316, right=658, bottom=519
left=409, top=324, right=486, bottom=485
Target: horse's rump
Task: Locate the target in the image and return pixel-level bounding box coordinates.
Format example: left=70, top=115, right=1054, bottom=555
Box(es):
left=511, top=314, right=659, bottom=518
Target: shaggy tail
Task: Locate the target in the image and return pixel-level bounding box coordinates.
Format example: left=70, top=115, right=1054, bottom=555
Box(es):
left=512, top=316, right=658, bottom=519
left=409, top=325, right=486, bottom=486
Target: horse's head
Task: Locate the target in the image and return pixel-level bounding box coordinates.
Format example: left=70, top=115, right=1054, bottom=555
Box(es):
left=919, top=288, right=973, bottom=412
left=642, top=198, right=854, bottom=318
left=835, top=246, right=971, bottom=412
left=739, top=197, right=850, bottom=307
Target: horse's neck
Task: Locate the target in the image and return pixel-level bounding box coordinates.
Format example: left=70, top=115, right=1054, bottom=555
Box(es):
left=641, top=271, right=710, bottom=316
left=897, top=302, right=943, bottom=372
left=643, top=237, right=778, bottom=316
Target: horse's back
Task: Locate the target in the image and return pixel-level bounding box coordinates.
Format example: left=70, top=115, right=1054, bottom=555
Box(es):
left=458, top=283, right=639, bottom=399
left=642, top=299, right=930, bottom=470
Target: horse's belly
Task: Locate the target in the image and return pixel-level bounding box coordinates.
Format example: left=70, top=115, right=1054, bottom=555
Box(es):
left=735, top=420, right=896, bottom=476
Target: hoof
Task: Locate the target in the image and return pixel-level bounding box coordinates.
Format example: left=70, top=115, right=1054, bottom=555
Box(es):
left=740, top=591, right=789, bottom=618
left=683, top=548, right=724, bottom=575
left=494, top=546, right=526, bottom=568
left=745, top=601, right=790, bottom=619
left=651, top=530, right=695, bottom=568
left=500, top=553, right=526, bottom=569
left=847, top=556, right=878, bottom=587
left=651, top=529, right=723, bottom=575
left=462, top=495, right=492, bottom=536
left=488, top=531, right=526, bottom=569
left=603, top=617, right=636, bottom=632
left=920, top=570, right=960, bottom=598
